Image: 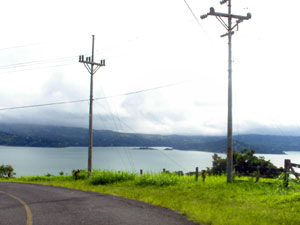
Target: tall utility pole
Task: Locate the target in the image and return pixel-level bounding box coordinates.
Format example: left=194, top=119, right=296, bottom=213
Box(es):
left=200, top=1, right=251, bottom=183
left=79, top=35, right=106, bottom=177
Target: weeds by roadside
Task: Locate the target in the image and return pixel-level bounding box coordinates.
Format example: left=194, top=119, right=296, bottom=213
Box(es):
left=1, top=170, right=300, bottom=225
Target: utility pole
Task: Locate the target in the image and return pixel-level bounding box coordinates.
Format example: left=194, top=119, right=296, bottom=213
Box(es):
left=79, top=35, right=106, bottom=177
left=200, top=1, right=251, bottom=183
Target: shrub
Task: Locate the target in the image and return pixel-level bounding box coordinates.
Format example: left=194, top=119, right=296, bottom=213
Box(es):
left=234, top=149, right=281, bottom=178
left=207, top=153, right=227, bottom=175
left=72, top=169, right=89, bottom=180
left=0, top=164, right=15, bottom=178
left=207, top=148, right=281, bottom=178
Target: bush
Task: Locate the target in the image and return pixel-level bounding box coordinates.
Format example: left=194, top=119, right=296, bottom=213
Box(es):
left=207, top=148, right=281, bottom=178
left=207, top=153, right=227, bottom=175
left=234, top=149, right=281, bottom=178
left=0, top=164, right=15, bottom=178
left=72, top=169, right=89, bottom=180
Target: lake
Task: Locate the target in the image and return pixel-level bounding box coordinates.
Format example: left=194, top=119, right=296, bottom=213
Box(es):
left=0, top=146, right=300, bottom=177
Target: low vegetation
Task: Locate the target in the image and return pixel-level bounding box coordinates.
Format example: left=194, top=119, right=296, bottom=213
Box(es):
left=0, top=164, right=15, bottom=178
left=2, top=169, right=300, bottom=225
left=208, top=149, right=282, bottom=178
left=1, top=149, right=299, bottom=225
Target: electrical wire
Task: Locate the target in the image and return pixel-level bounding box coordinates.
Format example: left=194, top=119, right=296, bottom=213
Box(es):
left=94, top=82, right=186, bottom=100
left=93, top=86, right=187, bottom=172
left=0, top=43, right=42, bottom=51
left=183, top=0, right=207, bottom=34
left=0, top=56, right=77, bottom=70
left=0, top=62, right=77, bottom=75
left=0, top=81, right=187, bottom=111
left=93, top=101, right=128, bottom=170
left=0, top=99, right=88, bottom=111
left=94, top=95, right=136, bottom=171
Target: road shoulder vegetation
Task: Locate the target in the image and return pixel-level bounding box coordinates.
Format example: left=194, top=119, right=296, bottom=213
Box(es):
left=1, top=171, right=300, bottom=225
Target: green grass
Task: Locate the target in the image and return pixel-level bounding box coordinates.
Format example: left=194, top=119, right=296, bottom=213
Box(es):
left=1, top=171, right=300, bottom=225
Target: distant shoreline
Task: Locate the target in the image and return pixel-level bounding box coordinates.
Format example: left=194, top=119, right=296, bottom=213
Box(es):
left=0, top=145, right=287, bottom=155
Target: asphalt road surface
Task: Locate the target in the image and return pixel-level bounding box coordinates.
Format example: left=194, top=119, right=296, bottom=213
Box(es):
left=0, top=182, right=199, bottom=225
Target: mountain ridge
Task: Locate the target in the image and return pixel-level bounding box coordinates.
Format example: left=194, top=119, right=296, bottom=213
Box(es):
left=0, top=123, right=299, bottom=154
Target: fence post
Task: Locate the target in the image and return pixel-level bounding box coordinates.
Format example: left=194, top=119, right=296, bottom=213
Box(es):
left=255, top=166, right=260, bottom=183
left=140, top=169, right=143, bottom=175
left=201, top=170, right=206, bottom=182
left=195, top=167, right=199, bottom=181
left=284, top=159, right=291, bottom=188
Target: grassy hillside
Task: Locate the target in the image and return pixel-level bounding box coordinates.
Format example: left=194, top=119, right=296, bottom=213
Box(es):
left=2, top=172, right=300, bottom=225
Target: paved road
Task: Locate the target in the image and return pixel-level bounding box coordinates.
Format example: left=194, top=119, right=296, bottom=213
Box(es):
left=0, top=182, right=199, bottom=225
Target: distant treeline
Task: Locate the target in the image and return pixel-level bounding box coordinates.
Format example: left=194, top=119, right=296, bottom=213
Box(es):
left=0, top=123, right=300, bottom=154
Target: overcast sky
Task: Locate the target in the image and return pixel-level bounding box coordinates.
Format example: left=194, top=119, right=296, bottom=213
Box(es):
left=0, top=0, right=299, bottom=136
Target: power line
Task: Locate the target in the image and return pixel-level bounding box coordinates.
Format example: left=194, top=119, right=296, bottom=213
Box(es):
left=0, top=99, right=88, bottom=111
left=0, top=82, right=186, bottom=111
left=95, top=82, right=185, bottom=100
left=0, top=43, right=42, bottom=51
left=0, top=62, right=77, bottom=75
left=0, top=53, right=110, bottom=76
left=0, top=56, right=77, bottom=70
left=183, top=0, right=207, bottom=34
left=93, top=98, right=184, bottom=172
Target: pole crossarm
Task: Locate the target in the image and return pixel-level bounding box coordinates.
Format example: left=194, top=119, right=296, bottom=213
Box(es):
left=79, top=55, right=106, bottom=67
left=201, top=7, right=251, bottom=36
left=79, top=55, right=105, bottom=75
left=201, top=7, right=251, bottom=21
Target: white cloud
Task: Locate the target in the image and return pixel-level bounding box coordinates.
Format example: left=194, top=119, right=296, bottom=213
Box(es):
left=0, top=0, right=300, bottom=136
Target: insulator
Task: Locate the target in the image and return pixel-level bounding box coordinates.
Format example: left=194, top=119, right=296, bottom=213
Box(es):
left=200, top=14, right=208, bottom=19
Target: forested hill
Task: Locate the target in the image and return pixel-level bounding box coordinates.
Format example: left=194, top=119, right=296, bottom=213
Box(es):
left=0, top=123, right=299, bottom=154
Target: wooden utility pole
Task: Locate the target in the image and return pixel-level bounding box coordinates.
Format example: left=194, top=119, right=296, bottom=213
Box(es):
left=200, top=1, right=251, bottom=182
left=79, top=35, right=106, bottom=177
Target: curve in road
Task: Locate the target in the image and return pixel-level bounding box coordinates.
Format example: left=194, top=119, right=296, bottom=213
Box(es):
left=0, top=190, right=33, bottom=225
left=0, top=182, right=199, bottom=225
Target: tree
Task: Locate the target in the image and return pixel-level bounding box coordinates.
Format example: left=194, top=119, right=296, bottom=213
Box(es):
left=207, top=149, right=282, bottom=178
left=0, top=164, right=15, bottom=178
left=209, top=153, right=227, bottom=175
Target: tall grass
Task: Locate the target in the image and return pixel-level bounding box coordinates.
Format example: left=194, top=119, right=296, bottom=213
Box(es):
left=89, top=170, right=136, bottom=185
left=135, top=173, right=181, bottom=186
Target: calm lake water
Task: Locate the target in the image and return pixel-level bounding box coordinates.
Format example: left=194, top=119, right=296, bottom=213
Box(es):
left=0, top=146, right=300, bottom=177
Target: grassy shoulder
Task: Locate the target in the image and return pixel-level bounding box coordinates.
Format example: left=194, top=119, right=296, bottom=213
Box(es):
left=1, top=171, right=300, bottom=225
